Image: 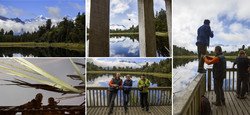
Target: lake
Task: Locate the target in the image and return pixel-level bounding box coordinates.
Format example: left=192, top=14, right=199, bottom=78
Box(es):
left=87, top=73, right=171, bottom=87
left=87, top=35, right=169, bottom=57
left=0, top=47, right=85, bottom=57
left=173, top=57, right=235, bottom=101
left=0, top=58, right=85, bottom=106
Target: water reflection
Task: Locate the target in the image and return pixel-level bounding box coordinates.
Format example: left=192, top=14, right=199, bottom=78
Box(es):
left=173, top=58, right=235, bottom=101
left=109, top=35, right=169, bottom=57
left=0, top=58, right=85, bottom=106
left=0, top=47, right=85, bottom=57
left=87, top=73, right=171, bottom=87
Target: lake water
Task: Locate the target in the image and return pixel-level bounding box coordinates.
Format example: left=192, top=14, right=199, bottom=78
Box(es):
left=0, top=58, right=85, bottom=106
left=0, top=47, right=85, bottom=57
left=86, top=35, right=169, bottom=57
left=173, top=58, right=235, bottom=101
left=87, top=73, right=171, bottom=87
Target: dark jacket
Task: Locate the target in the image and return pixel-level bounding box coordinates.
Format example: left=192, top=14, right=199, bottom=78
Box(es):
left=123, top=79, right=132, bottom=94
left=109, top=78, right=122, bottom=93
left=234, top=56, right=250, bottom=75
left=197, top=24, right=214, bottom=46
left=213, top=53, right=226, bottom=79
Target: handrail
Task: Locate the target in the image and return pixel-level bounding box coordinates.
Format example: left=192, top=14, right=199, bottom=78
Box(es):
left=207, top=68, right=237, bottom=91
left=173, top=73, right=206, bottom=115
left=87, top=87, right=172, bottom=107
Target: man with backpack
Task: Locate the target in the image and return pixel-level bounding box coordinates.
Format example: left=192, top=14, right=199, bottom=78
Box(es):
left=122, top=75, right=133, bottom=113
left=203, top=46, right=226, bottom=106
left=108, top=73, right=123, bottom=114
left=138, top=74, right=151, bottom=113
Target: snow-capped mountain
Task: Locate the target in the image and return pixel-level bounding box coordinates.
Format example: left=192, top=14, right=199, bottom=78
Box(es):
left=24, top=15, right=48, bottom=23
left=0, top=15, right=25, bottom=24
left=110, top=24, right=127, bottom=30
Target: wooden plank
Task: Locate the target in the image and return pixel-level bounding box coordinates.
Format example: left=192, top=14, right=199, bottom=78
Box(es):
left=224, top=92, right=235, bottom=115
left=229, top=71, right=231, bottom=91
left=229, top=91, right=243, bottom=115
left=96, top=90, right=99, bottom=107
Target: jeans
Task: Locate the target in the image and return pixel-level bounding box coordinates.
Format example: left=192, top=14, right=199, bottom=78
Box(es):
left=197, top=44, right=207, bottom=71
left=214, top=78, right=225, bottom=104
left=236, top=74, right=248, bottom=97
left=123, top=92, right=130, bottom=110
left=109, top=91, right=117, bottom=112
left=140, top=92, right=149, bottom=111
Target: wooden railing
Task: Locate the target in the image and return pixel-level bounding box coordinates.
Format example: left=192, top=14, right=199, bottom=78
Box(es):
left=207, top=68, right=237, bottom=91
left=0, top=105, right=84, bottom=115
left=173, top=73, right=206, bottom=115
left=87, top=87, right=172, bottom=107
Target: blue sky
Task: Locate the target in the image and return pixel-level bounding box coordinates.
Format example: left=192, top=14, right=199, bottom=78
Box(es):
left=0, top=0, right=85, bottom=20
left=86, top=0, right=167, bottom=29
left=88, top=58, right=168, bottom=68
left=173, top=0, right=250, bottom=52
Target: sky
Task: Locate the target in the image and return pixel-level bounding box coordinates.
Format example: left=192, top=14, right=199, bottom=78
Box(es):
left=0, top=0, right=85, bottom=33
left=87, top=57, right=168, bottom=69
left=86, top=0, right=166, bottom=29
left=173, top=0, right=250, bottom=52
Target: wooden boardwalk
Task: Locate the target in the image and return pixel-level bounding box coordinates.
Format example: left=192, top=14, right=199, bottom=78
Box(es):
left=87, top=106, right=172, bottom=115
left=206, top=91, right=250, bottom=115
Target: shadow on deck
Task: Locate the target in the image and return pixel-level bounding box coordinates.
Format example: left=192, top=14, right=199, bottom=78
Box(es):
left=87, top=106, right=171, bottom=115
left=206, top=91, right=250, bottom=115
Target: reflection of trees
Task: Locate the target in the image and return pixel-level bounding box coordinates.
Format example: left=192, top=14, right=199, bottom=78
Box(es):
left=110, top=34, right=139, bottom=42
left=0, top=47, right=84, bottom=57
left=87, top=73, right=171, bottom=87
left=156, top=36, right=169, bottom=57
left=173, top=58, right=196, bottom=68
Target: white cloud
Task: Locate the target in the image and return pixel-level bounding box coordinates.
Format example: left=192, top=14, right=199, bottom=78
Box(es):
left=0, top=5, right=7, bottom=15
left=173, top=0, right=250, bottom=52
left=69, top=2, right=84, bottom=10
left=0, top=4, right=33, bottom=17
left=110, top=0, right=132, bottom=17
left=121, top=11, right=138, bottom=29
left=45, top=6, right=61, bottom=19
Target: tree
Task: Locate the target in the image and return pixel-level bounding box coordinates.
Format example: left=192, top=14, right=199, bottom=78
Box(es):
left=46, top=19, right=52, bottom=30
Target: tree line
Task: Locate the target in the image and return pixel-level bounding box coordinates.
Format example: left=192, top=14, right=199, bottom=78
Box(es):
left=173, top=45, right=196, bottom=56
left=110, top=8, right=167, bottom=33
left=87, top=59, right=171, bottom=74
left=0, top=12, right=85, bottom=43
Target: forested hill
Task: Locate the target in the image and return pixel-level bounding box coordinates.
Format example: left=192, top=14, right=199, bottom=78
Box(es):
left=0, top=12, right=85, bottom=43
left=173, top=45, right=196, bottom=56
left=87, top=59, right=171, bottom=74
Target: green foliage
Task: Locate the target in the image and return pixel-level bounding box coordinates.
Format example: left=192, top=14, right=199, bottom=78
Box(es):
left=87, top=59, right=171, bottom=74
left=0, top=12, right=85, bottom=43
left=173, top=45, right=196, bottom=56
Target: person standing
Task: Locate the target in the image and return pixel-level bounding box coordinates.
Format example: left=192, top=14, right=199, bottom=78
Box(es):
left=122, top=75, right=133, bottom=113
left=196, top=19, right=214, bottom=73
left=138, top=74, right=151, bottom=113
left=232, top=50, right=250, bottom=99
left=203, top=46, right=226, bottom=106
left=108, top=73, right=123, bottom=114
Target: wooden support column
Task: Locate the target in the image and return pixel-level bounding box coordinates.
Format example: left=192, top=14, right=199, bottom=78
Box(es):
left=165, top=0, right=172, bottom=57
left=89, top=0, right=110, bottom=57
left=138, top=0, right=156, bottom=57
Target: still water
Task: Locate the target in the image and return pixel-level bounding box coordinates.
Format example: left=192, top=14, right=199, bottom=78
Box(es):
left=0, top=47, right=85, bottom=57
left=109, top=35, right=169, bottom=57
left=87, top=73, right=171, bottom=87
left=0, top=58, right=84, bottom=106
left=173, top=58, right=235, bottom=101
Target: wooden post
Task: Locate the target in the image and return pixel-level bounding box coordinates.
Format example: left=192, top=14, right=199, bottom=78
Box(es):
left=89, top=0, right=110, bottom=57
left=165, top=0, right=172, bottom=57
left=138, top=0, right=156, bottom=57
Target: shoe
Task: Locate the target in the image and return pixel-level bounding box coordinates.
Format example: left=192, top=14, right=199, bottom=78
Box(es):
left=222, top=100, right=226, bottom=105
left=239, top=96, right=246, bottom=99
left=108, top=111, right=113, bottom=115
left=146, top=110, right=151, bottom=113
left=141, top=108, right=144, bottom=111
left=125, top=108, right=128, bottom=113
left=212, top=102, right=221, bottom=106
left=236, top=94, right=240, bottom=98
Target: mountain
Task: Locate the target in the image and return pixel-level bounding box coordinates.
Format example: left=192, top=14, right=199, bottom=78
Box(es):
left=24, top=15, right=47, bottom=23
left=110, top=24, right=126, bottom=30
left=0, top=15, right=24, bottom=24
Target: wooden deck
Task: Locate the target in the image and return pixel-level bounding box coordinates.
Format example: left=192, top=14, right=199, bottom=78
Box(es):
left=206, top=91, right=250, bottom=115
left=87, top=106, right=172, bottom=115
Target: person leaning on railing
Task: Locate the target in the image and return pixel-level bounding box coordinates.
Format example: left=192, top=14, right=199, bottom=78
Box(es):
left=138, top=74, right=151, bottom=113
left=232, top=50, right=250, bottom=99
left=108, top=73, right=123, bottom=115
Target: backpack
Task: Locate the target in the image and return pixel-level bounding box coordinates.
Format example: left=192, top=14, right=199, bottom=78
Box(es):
left=200, top=95, right=211, bottom=115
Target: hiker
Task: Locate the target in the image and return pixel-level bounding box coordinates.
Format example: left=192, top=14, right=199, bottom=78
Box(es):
left=232, top=50, right=250, bottom=99
left=123, top=75, right=133, bottom=113
left=21, top=93, right=43, bottom=108
left=47, top=97, right=60, bottom=106
left=138, top=74, right=151, bottom=113
left=196, top=19, right=214, bottom=73
left=108, top=73, right=123, bottom=114
left=203, top=46, right=226, bottom=106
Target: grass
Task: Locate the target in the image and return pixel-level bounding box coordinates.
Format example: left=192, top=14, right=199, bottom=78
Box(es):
left=0, top=42, right=85, bottom=52
left=87, top=71, right=172, bottom=78
left=174, top=55, right=237, bottom=59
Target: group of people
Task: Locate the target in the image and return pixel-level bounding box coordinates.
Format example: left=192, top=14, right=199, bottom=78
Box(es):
left=108, top=73, right=151, bottom=114
left=21, top=93, right=59, bottom=108
left=196, top=19, right=250, bottom=106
